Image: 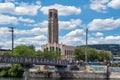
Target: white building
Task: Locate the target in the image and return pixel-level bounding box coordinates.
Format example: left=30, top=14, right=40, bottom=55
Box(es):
left=41, top=43, right=75, bottom=60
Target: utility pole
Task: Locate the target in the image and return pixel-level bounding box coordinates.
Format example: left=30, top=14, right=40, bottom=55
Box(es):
left=9, top=27, right=14, bottom=53
left=85, top=28, right=88, bottom=64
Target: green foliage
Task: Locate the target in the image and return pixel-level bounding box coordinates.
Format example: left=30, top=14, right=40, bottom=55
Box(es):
left=13, top=45, right=36, bottom=56
left=0, top=69, right=7, bottom=77
left=111, top=63, right=120, bottom=67
left=0, top=64, right=23, bottom=77
left=4, top=51, right=13, bottom=55
left=74, top=46, right=111, bottom=61
left=36, top=50, right=61, bottom=59
left=28, top=45, right=35, bottom=52
left=0, top=45, right=36, bottom=77
left=98, top=51, right=111, bottom=61
left=8, top=64, right=23, bottom=77
left=88, top=44, right=120, bottom=55
left=74, top=47, right=85, bottom=60
left=88, top=48, right=99, bottom=61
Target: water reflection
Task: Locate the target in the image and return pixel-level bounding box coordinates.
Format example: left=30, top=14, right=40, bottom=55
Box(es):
left=0, top=78, right=120, bottom=80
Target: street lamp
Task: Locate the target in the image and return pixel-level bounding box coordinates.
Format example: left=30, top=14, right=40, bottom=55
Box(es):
left=85, top=28, right=88, bottom=64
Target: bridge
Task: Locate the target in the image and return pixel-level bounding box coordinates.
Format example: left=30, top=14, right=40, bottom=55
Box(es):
left=0, top=55, right=68, bottom=67
left=0, top=55, right=69, bottom=80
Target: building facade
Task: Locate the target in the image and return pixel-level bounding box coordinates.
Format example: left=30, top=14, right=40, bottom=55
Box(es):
left=41, top=9, right=75, bottom=60
left=41, top=43, right=75, bottom=60
left=0, top=49, right=10, bottom=55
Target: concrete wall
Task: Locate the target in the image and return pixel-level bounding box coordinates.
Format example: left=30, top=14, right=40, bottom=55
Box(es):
left=109, top=67, right=120, bottom=78
left=29, top=71, right=107, bottom=79
left=59, top=71, right=106, bottom=79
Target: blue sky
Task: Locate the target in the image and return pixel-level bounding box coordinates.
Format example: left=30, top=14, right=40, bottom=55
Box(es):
left=0, top=0, right=120, bottom=50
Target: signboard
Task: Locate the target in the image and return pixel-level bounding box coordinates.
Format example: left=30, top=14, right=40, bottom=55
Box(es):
left=109, top=67, right=120, bottom=72
left=86, top=65, right=107, bottom=73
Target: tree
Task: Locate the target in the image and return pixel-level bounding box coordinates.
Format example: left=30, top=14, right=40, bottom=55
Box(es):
left=0, top=69, right=7, bottom=77
left=13, top=45, right=36, bottom=56
left=74, top=46, right=111, bottom=62
left=36, top=50, right=61, bottom=59
left=28, top=45, right=35, bottom=52
left=98, top=50, right=111, bottom=61
left=8, top=64, right=23, bottom=77
left=88, top=48, right=99, bottom=61
left=74, top=47, right=86, bottom=60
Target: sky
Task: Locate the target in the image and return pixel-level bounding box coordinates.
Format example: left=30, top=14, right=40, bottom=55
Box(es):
left=0, top=0, right=120, bottom=50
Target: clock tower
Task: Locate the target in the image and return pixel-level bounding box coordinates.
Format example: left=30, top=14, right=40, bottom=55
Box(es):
left=48, top=9, right=58, bottom=44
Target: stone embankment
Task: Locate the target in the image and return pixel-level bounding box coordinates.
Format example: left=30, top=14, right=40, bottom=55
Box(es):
left=29, top=65, right=120, bottom=79
left=29, top=71, right=107, bottom=79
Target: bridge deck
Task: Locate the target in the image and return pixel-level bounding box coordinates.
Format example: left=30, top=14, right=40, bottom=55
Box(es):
left=0, top=55, right=67, bottom=66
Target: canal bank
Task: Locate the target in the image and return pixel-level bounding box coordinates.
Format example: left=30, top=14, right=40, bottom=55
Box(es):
left=28, top=65, right=108, bottom=79
left=29, top=71, right=107, bottom=79
left=24, top=65, right=120, bottom=79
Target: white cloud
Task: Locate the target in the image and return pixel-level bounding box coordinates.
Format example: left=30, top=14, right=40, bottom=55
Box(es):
left=18, top=17, right=35, bottom=23
left=0, top=2, right=41, bottom=15
left=25, top=21, right=48, bottom=27
left=88, top=36, right=120, bottom=44
left=16, top=35, right=47, bottom=45
left=36, top=1, right=41, bottom=5
left=0, top=14, right=36, bottom=25
left=105, top=36, right=120, bottom=42
left=0, top=35, right=47, bottom=50
left=5, top=0, right=15, bottom=2
left=26, top=19, right=82, bottom=30
left=90, top=0, right=109, bottom=13
left=14, top=3, right=40, bottom=15
left=0, top=27, right=47, bottom=50
left=0, top=27, right=10, bottom=38
left=92, top=32, right=104, bottom=37
left=15, top=35, right=47, bottom=51
left=40, top=4, right=81, bottom=16
left=0, top=2, right=15, bottom=13
left=108, top=0, right=120, bottom=9
left=88, top=18, right=120, bottom=31
left=65, top=29, right=85, bottom=37
left=0, top=14, right=18, bottom=24
left=0, top=27, right=47, bottom=39
left=15, top=27, right=47, bottom=36
left=90, top=0, right=120, bottom=13
left=59, top=19, right=82, bottom=30
left=60, top=29, right=85, bottom=46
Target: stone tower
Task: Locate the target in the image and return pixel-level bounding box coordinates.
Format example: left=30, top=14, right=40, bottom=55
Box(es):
left=48, top=9, right=58, bottom=44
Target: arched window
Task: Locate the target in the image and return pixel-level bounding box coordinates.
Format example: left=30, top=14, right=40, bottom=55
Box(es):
left=50, top=46, right=54, bottom=51
left=59, top=48, right=61, bottom=52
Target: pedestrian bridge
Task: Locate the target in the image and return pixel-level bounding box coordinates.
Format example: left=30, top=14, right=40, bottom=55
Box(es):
left=0, top=55, right=68, bottom=67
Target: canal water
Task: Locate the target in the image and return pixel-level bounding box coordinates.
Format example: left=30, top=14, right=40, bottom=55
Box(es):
left=0, top=78, right=117, bottom=80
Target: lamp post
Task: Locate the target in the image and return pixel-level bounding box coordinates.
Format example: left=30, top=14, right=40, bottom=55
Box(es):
left=85, top=28, right=88, bottom=64
left=107, top=62, right=110, bottom=80
left=9, top=27, right=14, bottom=53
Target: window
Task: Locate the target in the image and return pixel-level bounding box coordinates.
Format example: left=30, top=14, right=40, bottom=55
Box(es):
left=54, top=13, right=57, bottom=18
left=49, top=12, right=52, bottom=17
left=50, top=46, right=54, bottom=51
left=56, top=47, right=58, bottom=51
left=59, top=48, right=61, bottom=52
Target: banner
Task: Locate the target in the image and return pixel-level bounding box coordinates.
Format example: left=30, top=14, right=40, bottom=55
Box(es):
left=86, top=65, right=107, bottom=73
left=109, top=67, right=120, bottom=72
